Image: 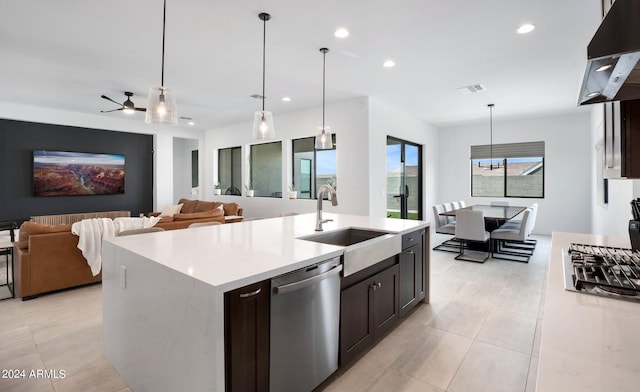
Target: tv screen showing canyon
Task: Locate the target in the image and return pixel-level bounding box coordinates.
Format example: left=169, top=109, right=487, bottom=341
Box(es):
left=33, top=150, right=125, bottom=196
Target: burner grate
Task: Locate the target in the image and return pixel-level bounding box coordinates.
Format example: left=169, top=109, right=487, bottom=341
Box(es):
left=568, top=243, right=640, bottom=300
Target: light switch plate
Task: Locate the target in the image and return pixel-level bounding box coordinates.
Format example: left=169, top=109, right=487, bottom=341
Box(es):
left=120, top=266, right=127, bottom=289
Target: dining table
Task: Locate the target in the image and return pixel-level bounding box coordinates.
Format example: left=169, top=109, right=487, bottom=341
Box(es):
left=439, top=204, right=527, bottom=252
left=439, top=204, right=526, bottom=221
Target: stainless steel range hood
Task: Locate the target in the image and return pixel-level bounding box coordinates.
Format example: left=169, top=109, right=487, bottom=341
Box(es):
left=578, top=0, right=640, bottom=105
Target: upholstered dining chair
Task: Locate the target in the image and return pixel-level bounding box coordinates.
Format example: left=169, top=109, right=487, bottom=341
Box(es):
left=454, top=210, right=490, bottom=262
left=188, top=221, right=222, bottom=228
left=118, top=227, right=166, bottom=236
left=432, top=205, right=458, bottom=252
left=491, top=208, right=532, bottom=262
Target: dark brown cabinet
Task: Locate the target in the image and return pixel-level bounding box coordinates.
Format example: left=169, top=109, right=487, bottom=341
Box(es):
left=224, top=279, right=270, bottom=392
left=340, top=263, right=399, bottom=365
left=622, top=99, right=640, bottom=178
left=399, top=228, right=425, bottom=317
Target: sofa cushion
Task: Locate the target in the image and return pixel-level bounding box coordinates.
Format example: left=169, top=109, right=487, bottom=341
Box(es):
left=173, top=206, right=224, bottom=221
left=194, top=200, right=218, bottom=213
left=220, top=202, right=240, bottom=216
left=178, top=198, right=199, bottom=214
left=18, top=222, right=72, bottom=250
left=159, top=203, right=183, bottom=217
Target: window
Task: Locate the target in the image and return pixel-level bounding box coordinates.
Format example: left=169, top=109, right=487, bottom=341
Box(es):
left=292, top=136, right=337, bottom=199
left=218, top=146, right=241, bottom=195
left=250, top=141, right=282, bottom=198
left=470, top=141, right=544, bottom=198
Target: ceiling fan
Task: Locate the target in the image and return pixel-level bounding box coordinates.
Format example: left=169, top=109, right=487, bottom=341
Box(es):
left=100, top=91, right=146, bottom=114
left=100, top=90, right=194, bottom=123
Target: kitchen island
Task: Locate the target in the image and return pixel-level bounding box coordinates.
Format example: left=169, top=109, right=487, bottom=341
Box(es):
left=538, top=232, right=640, bottom=392
left=101, top=213, right=428, bottom=392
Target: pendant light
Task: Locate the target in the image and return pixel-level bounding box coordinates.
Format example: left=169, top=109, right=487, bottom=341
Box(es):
left=252, top=13, right=275, bottom=139
left=145, top=0, right=178, bottom=125
left=315, top=48, right=333, bottom=149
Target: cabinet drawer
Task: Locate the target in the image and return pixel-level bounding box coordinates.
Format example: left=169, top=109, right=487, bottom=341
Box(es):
left=402, top=229, right=424, bottom=250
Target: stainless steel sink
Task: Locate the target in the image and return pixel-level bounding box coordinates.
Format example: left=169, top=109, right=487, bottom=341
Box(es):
left=300, top=228, right=388, bottom=246
left=299, top=228, right=401, bottom=276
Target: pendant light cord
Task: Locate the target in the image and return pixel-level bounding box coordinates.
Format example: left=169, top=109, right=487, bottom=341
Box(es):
left=161, top=0, right=167, bottom=87
left=262, top=16, right=266, bottom=112
left=488, top=103, right=494, bottom=170
left=322, top=49, right=326, bottom=129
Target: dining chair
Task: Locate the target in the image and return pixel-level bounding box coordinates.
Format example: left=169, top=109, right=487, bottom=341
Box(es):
left=443, top=202, right=456, bottom=224
left=491, top=208, right=532, bottom=262
left=502, top=203, right=538, bottom=251
left=458, top=200, right=466, bottom=208
left=188, top=221, right=222, bottom=228
left=432, top=205, right=458, bottom=253
left=118, top=227, right=166, bottom=236
left=454, top=210, right=490, bottom=262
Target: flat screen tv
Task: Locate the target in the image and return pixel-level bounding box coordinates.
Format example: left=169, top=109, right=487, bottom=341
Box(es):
left=33, top=150, right=125, bottom=196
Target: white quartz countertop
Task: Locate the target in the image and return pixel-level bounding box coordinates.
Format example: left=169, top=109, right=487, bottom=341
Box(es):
left=105, top=213, right=428, bottom=292
left=537, top=232, right=640, bottom=392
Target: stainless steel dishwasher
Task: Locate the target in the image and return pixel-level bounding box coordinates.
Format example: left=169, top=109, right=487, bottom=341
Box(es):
left=270, top=256, right=342, bottom=392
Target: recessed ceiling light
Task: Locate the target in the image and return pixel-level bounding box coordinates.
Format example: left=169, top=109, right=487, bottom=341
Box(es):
left=595, top=64, right=613, bottom=72
left=586, top=91, right=600, bottom=98
left=517, top=23, right=535, bottom=34
left=188, top=121, right=195, bottom=126
left=383, top=60, right=396, bottom=68
left=282, top=97, right=291, bottom=102
left=334, top=28, right=350, bottom=38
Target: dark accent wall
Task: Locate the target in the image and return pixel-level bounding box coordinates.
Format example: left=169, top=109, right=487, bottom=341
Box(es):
left=0, top=119, right=153, bottom=222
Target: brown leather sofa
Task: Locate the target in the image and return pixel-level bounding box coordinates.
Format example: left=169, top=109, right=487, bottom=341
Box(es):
left=151, top=199, right=243, bottom=230
left=14, top=223, right=101, bottom=299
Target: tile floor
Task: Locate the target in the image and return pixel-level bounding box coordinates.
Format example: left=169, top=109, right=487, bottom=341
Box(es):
left=0, top=233, right=550, bottom=392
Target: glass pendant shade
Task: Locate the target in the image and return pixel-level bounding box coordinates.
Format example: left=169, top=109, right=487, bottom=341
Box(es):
left=315, top=126, right=333, bottom=149
left=252, top=110, right=275, bottom=139
left=145, top=86, right=177, bottom=125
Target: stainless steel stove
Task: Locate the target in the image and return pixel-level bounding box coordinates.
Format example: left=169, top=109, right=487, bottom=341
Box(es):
left=563, top=243, right=640, bottom=303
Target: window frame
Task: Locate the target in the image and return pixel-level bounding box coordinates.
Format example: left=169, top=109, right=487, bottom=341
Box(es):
left=217, top=146, right=242, bottom=196
left=470, top=142, right=545, bottom=199
left=291, top=135, right=337, bottom=200
left=250, top=141, right=283, bottom=198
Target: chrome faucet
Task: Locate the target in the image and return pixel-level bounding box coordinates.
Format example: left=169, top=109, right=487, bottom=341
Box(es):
left=316, top=184, right=338, bottom=231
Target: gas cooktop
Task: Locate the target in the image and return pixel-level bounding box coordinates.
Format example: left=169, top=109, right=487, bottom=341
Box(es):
left=563, top=243, right=640, bottom=303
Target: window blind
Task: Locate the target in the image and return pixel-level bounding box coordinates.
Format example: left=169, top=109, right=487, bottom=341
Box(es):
left=470, top=141, right=545, bottom=159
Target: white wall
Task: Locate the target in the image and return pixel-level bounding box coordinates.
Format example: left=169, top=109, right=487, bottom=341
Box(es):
left=367, top=97, right=439, bottom=220
left=204, top=98, right=369, bottom=218
left=438, top=112, right=592, bottom=235
left=0, top=102, right=205, bottom=211
left=589, top=105, right=640, bottom=236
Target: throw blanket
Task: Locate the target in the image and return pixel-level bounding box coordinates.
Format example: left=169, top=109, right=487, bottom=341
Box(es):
left=71, top=216, right=161, bottom=276
left=71, top=218, right=116, bottom=276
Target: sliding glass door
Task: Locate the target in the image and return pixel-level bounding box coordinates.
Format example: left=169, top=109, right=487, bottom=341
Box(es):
left=386, top=136, right=422, bottom=220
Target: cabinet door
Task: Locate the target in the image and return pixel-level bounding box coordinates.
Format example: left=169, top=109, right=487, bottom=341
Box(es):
left=340, top=276, right=375, bottom=366
left=372, top=264, right=399, bottom=337
left=224, top=280, right=270, bottom=392
left=399, top=245, right=418, bottom=317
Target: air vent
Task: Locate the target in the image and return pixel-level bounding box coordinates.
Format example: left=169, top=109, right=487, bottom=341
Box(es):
left=250, top=94, right=265, bottom=99
left=457, top=84, right=486, bottom=95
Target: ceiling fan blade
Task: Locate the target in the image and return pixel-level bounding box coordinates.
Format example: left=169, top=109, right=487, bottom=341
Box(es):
left=135, top=107, right=146, bottom=112
left=100, top=108, right=124, bottom=113
left=101, top=94, right=124, bottom=107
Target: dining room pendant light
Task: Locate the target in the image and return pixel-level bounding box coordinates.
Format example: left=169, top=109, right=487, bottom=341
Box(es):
left=252, top=13, right=275, bottom=140
left=145, top=0, right=178, bottom=125
left=315, top=48, right=334, bottom=149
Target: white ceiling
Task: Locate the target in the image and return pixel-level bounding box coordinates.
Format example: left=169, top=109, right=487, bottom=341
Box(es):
left=0, top=0, right=601, bottom=130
